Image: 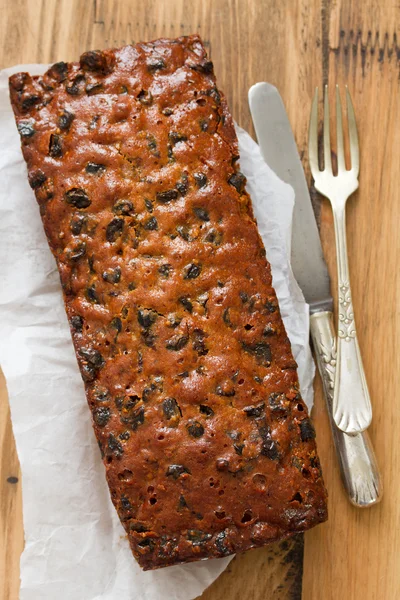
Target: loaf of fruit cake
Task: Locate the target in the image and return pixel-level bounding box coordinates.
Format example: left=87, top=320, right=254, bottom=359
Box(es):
left=9, top=34, right=327, bottom=570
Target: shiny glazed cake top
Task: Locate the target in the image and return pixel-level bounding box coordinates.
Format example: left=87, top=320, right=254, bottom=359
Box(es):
left=9, top=34, right=327, bottom=570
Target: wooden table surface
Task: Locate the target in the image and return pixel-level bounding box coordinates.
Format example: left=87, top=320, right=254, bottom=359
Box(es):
left=0, top=1, right=399, bottom=599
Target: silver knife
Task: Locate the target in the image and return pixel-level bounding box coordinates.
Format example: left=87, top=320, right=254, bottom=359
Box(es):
left=248, top=82, right=382, bottom=507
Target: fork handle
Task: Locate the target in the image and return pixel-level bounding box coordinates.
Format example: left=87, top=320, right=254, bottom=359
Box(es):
left=310, top=311, right=382, bottom=507
left=331, top=206, right=373, bottom=434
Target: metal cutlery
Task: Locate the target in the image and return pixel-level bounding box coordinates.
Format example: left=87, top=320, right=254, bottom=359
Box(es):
left=309, top=86, right=372, bottom=435
left=248, top=82, right=382, bottom=506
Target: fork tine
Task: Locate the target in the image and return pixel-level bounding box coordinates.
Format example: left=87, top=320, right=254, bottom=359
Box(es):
left=346, top=86, right=360, bottom=178
left=323, top=85, right=332, bottom=173
left=336, top=86, right=346, bottom=172
left=308, top=87, right=320, bottom=176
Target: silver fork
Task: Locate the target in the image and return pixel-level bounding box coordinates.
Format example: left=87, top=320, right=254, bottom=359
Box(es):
left=309, top=86, right=373, bottom=434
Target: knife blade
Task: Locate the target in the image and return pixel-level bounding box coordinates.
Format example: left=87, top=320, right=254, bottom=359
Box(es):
left=248, top=82, right=382, bottom=507
left=248, top=82, right=332, bottom=314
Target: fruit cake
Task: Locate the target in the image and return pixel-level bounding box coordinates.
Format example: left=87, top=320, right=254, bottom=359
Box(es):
left=9, top=34, right=327, bottom=570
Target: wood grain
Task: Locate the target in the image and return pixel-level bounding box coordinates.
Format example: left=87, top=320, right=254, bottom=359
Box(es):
left=303, top=2, right=400, bottom=599
left=0, top=370, right=23, bottom=600
left=0, top=1, right=399, bottom=599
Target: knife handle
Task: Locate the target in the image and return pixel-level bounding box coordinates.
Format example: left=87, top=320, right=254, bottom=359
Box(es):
left=310, top=311, right=382, bottom=507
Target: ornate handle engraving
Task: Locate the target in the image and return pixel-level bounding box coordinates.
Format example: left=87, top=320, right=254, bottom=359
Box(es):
left=318, top=336, right=336, bottom=397
left=310, top=312, right=382, bottom=507
left=338, top=281, right=356, bottom=340
left=332, top=208, right=372, bottom=433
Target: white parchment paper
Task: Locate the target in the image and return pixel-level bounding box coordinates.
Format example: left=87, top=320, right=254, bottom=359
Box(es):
left=0, top=65, right=314, bottom=600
